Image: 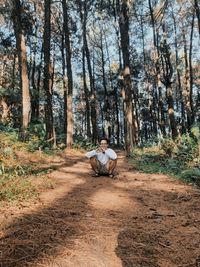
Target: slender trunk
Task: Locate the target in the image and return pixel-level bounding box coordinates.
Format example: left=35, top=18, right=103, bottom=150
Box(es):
left=12, top=0, right=31, bottom=140
left=172, top=8, right=185, bottom=133
left=78, top=1, right=91, bottom=140
left=114, top=88, right=120, bottom=146
left=194, top=0, right=200, bottom=36
left=62, top=0, right=73, bottom=148
left=100, top=31, right=110, bottom=138
left=61, top=30, right=67, bottom=136
left=11, top=52, right=16, bottom=92
left=183, top=27, right=192, bottom=131
left=31, top=21, right=38, bottom=122
left=82, top=1, right=97, bottom=143
left=119, top=0, right=136, bottom=156
left=148, top=0, right=161, bottom=139
left=82, top=47, right=91, bottom=138
left=36, top=45, right=43, bottom=120
left=44, top=0, right=54, bottom=143
left=114, top=0, right=122, bottom=69
left=160, top=24, right=177, bottom=139
left=166, top=84, right=178, bottom=139
left=158, top=84, right=166, bottom=136
left=189, top=14, right=195, bottom=125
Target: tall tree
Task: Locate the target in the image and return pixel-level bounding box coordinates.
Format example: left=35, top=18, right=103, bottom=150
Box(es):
left=194, top=0, right=200, bottom=36
left=62, top=0, right=73, bottom=148
left=119, top=0, right=137, bottom=156
left=43, top=0, right=54, bottom=143
left=12, top=0, right=31, bottom=140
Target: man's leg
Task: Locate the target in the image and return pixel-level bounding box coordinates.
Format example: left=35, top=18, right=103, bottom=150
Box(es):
left=106, top=159, right=117, bottom=175
left=90, top=156, right=100, bottom=174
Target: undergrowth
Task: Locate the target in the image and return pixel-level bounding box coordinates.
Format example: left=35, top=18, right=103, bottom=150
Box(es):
left=0, top=129, right=54, bottom=203
left=131, top=126, right=200, bottom=186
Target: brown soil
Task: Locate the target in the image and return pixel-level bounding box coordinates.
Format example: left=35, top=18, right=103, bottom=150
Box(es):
left=0, top=150, right=200, bottom=267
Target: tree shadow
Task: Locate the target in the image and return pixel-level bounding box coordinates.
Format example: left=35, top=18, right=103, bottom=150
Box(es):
left=115, top=185, right=200, bottom=267
left=27, top=153, right=88, bottom=176
left=0, top=175, right=96, bottom=266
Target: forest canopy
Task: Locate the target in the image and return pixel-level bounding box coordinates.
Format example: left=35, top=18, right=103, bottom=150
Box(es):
left=0, top=0, right=200, bottom=155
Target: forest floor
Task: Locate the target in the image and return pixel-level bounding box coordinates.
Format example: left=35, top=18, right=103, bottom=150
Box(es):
left=0, top=149, right=200, bottom=267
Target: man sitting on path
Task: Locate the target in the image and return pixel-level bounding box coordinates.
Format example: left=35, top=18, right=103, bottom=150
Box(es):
left=85, top=137, right=117, bottom=178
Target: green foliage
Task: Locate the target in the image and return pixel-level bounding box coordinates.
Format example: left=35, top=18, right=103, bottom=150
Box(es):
left=159, top=126, right=200, bottom=162
left=73, top=135, right=96, bottom=150
left=131, top=131, right=200, bottom=186
left=131, top=150, right=185, bottom=176
left=160, top=138, right=174, bottom=157
left=0, top=128, right=55, bottom=202
left=27, top=122, right=49, bottom=152
left=176, top=133, right=199, bottom=161
left=180, top=169, right=200, bottom=185
left=0, top=174, right=37, bottom=202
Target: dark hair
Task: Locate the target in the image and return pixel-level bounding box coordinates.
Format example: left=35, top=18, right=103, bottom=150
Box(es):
left=99, top=137, right=110, bottom=144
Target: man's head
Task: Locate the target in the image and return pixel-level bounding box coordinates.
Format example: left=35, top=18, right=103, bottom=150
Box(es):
left=99, top=137, right=109, bottom=149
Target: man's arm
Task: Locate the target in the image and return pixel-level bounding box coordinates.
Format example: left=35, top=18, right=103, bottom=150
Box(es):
left=105, top=149, right=117, bottom=160
left=85, top=150, right=97, bottom=158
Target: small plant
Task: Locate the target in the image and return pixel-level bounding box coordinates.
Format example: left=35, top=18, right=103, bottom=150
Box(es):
left=176, top=133, right=199, bottom=162
left=160, top=138, right=175, bottom=157
left=73, top=135, right=96, bottom=150
left=180, top=169, right=200, bottom=185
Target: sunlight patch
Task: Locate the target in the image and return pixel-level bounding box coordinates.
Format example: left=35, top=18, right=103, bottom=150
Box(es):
left=89, top=189, right=133, bottom=211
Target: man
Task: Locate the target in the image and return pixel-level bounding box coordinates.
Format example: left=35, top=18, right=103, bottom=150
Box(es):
left=85, top=137, right=117, bottom=178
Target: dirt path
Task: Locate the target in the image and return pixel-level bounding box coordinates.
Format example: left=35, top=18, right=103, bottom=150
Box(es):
left=0, top=150, right=200, bottom=267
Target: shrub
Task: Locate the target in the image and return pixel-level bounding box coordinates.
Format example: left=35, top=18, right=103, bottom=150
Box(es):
left=176, top=131, right=199, bottom=162
left=160, top=138, right=175, bottom=157
left=180, top=169, right=200, bottom=185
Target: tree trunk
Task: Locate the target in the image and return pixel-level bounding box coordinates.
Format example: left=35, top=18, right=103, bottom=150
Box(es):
left=82, top=1, right=97, bottom=143
left=78, top=1, right=92, bottom=140
left=166, top=84, right=178, bottom=139
left=172, top=8, right=185, bottom=133
left=100, top=30, right=110, bottom=138
left=194, top=0, right=200, bottom=36
left=31, top=20, right=38, bottom=122
left=36, top=45, right=43, bottom=121
left=0, top=98, right=10, bottom=123
left=119, top=0, right=137, bottom=156
left=12, top=0, right=31, bottom=140
left=183, top=26, right=192, bottom=131
left=61, top=30, right=67, bottom=136
left=82, top=47, right=91, bottom=138
left=44, top=0, right=54, bottom=144
left=189, top=13, right=195, bottom=126
left=62, top=0, right=73, bottom=148
left=160, top=24, right=178, bottom=139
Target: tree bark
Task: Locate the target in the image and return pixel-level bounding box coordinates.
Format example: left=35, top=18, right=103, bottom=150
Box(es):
left=172, top=8, right=185, bottom=133
left=160, top=24, right=178, bottom=139
left=82, top=1, right=98, bottom=143
left=62, top=0, right=73, bottom=148
left=119, top=0, right=137, bottom=156
left=183, top=26, right=192, bottom=131
left=12, top=0, right=31, bottom=140
left=194, top=0, right=200, bottom=36
left=189, top=13, right=195, bottom=126
left=82, top=47, right=91, bottom=138
left=43, top=0, right=54, bottom=143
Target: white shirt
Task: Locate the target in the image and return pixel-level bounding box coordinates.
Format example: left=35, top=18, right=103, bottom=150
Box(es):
left=85, top=148, right=117, bottom=165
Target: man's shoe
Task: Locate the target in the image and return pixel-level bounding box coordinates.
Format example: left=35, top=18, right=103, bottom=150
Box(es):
left=92, top=173, right=100, bottom=177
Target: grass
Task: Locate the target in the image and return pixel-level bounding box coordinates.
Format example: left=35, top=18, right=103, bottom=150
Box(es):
left=0, top=173, right=54, bottom=203
left=0, top=130, right=55, bottom=204
left=130, top=146, right=200, bottom=186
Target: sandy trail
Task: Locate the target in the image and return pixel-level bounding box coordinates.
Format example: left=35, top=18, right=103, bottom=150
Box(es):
left=0, top=150, right=200, bottom=267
